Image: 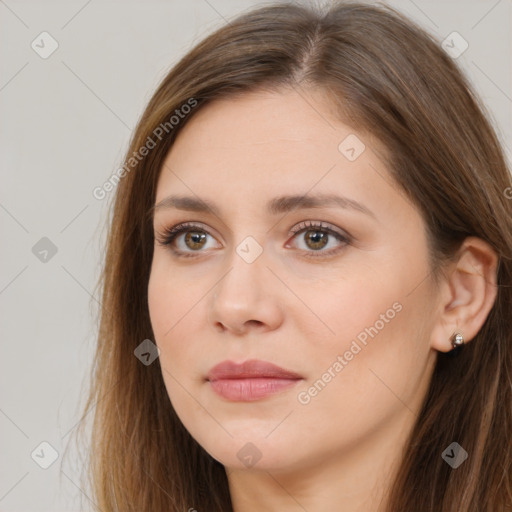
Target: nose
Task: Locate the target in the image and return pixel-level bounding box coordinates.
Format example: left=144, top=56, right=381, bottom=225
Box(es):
left=207, top=247, right=284, bottom=335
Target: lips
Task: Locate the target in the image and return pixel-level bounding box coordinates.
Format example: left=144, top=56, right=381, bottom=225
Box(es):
left=206, top=359, right=302, bottom=381
left=206, top=359, right=303, bottom=401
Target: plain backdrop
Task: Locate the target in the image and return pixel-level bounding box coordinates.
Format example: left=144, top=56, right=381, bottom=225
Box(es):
left=0, top=0, right=510, bottom=510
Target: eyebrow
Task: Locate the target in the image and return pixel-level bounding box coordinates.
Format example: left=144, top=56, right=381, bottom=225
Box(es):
left=151, top=193, right=376, bottom=219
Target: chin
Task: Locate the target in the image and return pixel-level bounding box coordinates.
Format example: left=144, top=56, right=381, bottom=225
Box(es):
left=195, top=431, right=305, bottom=473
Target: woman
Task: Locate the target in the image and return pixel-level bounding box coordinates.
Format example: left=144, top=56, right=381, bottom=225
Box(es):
left=74, top=1, right=512, bottom=510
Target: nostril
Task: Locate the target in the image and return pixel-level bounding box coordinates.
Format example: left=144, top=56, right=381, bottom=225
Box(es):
left=246, top=320, right=263, bottom=328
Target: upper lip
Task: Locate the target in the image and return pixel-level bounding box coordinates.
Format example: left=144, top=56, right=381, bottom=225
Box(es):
left=206, top=359, right=302, bottom=381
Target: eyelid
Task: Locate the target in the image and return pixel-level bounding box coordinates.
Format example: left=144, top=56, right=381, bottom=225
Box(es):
left=154, top=221, right=219, bottom=246
left=286, top=220, right=349, bottom=239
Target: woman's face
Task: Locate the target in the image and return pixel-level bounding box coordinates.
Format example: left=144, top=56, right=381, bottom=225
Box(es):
left=148, top=87, right=441, bottom=474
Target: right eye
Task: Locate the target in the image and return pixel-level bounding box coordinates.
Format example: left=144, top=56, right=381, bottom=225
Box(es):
left=155, top=222, right=220, bottom=258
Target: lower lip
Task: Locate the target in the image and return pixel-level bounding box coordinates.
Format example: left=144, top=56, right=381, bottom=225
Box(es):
left=208, top=378, right=301, bottom=401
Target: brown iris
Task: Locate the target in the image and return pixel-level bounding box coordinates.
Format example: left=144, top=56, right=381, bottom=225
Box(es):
left=184, top=231, right=207, bottom=250
left=304, top=229, right=329, bottom=250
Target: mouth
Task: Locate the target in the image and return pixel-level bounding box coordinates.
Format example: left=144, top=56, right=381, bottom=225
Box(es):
left=206, top=359, right=303, bottom=401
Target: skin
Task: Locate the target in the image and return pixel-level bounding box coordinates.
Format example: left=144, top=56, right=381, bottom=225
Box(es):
left=147, top=87, right=498, bottom=511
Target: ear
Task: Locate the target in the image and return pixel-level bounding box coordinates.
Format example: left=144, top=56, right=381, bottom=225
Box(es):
left=430, top=236, right=499, bottom=352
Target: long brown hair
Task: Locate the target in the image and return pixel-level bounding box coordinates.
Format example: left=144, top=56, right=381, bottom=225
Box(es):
left=70, top=1, right=512, bottom=510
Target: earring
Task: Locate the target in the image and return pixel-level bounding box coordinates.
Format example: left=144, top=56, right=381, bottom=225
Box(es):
left=451, top=332, right=464, bottom=349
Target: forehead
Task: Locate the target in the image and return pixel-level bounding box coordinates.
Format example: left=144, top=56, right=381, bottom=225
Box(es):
left=153, top=88, right=408, bottom=224
left=167, top=88, right=352, bottom=162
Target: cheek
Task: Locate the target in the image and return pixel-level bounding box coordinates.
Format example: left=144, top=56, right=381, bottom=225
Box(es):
left=299, top=256, right=430, bottom=392
left=148, top=256, right=199, bottom=339
left=147, top=260, right=201, bottom=378
left=297, top=270, right=401, bottom=361
left=303, top=274, right=434, bottom=421
left=148, top=266, right=207, bottom=422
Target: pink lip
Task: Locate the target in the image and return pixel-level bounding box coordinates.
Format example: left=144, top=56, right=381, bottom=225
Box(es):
left=206, top=359, right=303, bottom=401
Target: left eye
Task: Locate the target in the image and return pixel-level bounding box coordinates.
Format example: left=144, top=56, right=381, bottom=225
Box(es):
left=286, top=220, right=350, bottom=257
left=155, top=220, right=350, bottom=258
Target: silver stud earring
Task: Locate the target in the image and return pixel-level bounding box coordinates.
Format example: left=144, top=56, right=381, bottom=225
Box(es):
left=451, top=332, right=464, bottom=349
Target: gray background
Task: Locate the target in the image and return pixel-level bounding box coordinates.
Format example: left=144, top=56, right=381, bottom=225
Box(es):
left=0, top=0, right=510, bottom=510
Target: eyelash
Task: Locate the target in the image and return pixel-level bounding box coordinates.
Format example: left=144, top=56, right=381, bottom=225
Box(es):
left=155, top=220, right=351, bottom=259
